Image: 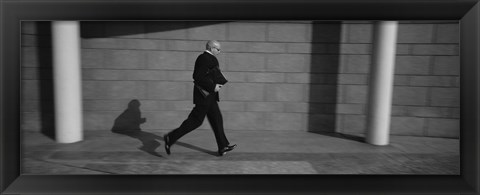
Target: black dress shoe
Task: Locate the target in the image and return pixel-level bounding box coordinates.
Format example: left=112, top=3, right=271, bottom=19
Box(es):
left=218, top=149, right=227, bottom=156
left=218, top=144, right=236, bottom=156
left=164, top=135, right=171, bottom=155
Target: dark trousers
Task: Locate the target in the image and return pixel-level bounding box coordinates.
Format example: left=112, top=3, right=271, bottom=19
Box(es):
left=167, top=95, right=229, bottom=150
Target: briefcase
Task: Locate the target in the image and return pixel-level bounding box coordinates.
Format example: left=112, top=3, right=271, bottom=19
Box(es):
left=195, top=84, right=210, bottom=97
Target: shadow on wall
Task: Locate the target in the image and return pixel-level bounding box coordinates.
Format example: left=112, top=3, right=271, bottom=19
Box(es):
left=111, top=99, right=163, bottom=157
left=111, top=99, right=146, bottom=133
left=35, top=21, right=56, bottom=140
left=81, top=21, right=228, bottom=38
left=308, top=21, right=365, bottom=143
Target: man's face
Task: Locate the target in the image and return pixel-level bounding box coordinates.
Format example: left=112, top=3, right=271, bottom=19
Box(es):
left=211, top=43, right=221, bottom=56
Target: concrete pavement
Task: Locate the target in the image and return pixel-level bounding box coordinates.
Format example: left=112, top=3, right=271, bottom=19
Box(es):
left=22, top=130, right=459, bottom=175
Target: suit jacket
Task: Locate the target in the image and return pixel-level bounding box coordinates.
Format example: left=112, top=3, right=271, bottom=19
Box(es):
left=192, top=52, right=223, bottom=105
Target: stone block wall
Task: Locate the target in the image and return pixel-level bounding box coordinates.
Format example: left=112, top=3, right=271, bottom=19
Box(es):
left=21, top=21, right=459, bottom=138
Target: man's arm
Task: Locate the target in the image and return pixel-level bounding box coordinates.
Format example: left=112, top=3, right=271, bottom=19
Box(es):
left=193, top=55, right=217, bottom=93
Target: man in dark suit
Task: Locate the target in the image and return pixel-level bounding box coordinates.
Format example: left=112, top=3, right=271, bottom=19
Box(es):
left=163, top=40, right=236, bottom=156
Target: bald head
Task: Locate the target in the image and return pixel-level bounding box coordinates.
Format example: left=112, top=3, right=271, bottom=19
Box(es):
left=206, top=40, right=221, bottom=55
left=206, top=40, right=220, bottom=49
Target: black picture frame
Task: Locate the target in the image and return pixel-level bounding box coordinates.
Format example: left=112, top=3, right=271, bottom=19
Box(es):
left=1, top=0, right=479, bottom=194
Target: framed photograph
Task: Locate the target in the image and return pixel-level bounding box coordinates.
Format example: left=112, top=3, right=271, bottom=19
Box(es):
left=2, top=0, right=479, bottom=194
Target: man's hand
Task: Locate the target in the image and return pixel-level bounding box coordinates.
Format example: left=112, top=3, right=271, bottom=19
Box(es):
left=215, top=84, right=223, bottom=92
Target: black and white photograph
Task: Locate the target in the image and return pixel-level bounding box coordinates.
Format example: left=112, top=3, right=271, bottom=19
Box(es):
left=21, top=21, right=460, bottom=175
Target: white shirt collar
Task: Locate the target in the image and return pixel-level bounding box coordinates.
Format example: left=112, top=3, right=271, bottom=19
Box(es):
left=205, top=50, right=214, bottom=55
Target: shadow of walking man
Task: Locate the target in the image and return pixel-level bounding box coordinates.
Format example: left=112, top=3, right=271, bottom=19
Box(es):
left=111, top=99, right=163, bottom=157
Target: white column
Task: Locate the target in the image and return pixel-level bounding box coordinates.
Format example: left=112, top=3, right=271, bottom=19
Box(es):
left=366, top=21, right=398, bottom=146
left=51, top=21, right=83, bottom=143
